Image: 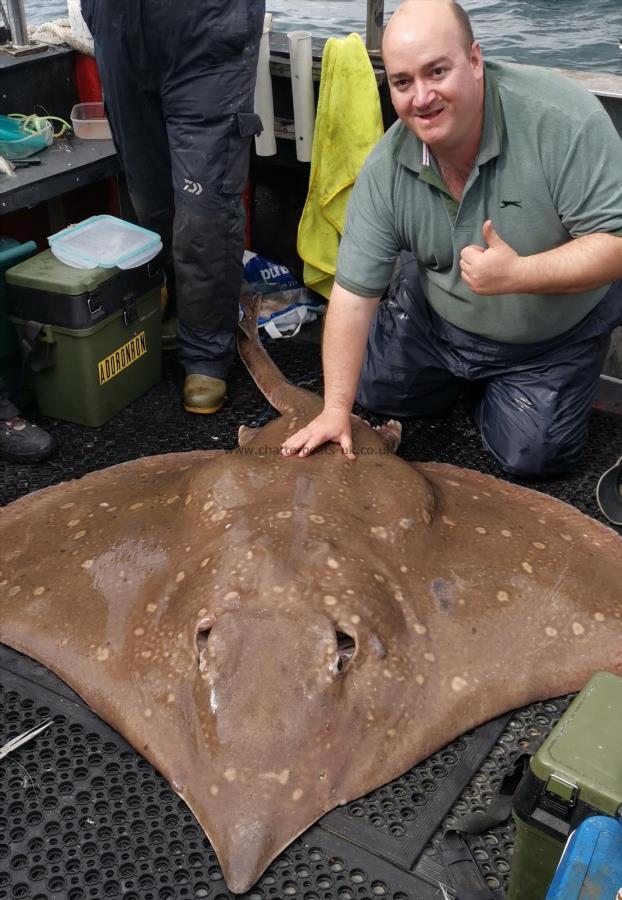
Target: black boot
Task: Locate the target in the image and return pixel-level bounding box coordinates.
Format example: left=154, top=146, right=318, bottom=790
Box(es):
left=0, top=417, right=57, bottom=462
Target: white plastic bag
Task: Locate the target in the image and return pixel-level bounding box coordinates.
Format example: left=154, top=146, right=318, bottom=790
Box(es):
left=241, top=250, right=325, bottom=338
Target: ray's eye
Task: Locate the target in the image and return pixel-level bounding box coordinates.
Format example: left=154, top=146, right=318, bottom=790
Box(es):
left=335, top=630, right=356, bottom=673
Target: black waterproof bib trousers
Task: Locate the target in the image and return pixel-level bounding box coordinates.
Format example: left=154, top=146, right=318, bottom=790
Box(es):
left=80, top=0, right=264, bottom=378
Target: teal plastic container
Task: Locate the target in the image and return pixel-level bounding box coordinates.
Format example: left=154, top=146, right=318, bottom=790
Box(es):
left=0, top=238, right=37, bottom=391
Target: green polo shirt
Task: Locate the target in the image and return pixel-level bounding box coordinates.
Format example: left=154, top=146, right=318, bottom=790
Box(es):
left=336, top=61, right=622, bottom=343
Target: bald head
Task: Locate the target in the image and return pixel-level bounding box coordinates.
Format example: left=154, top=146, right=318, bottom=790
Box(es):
left=384, top=1, right=475, bottom=58
left=381, top=0, right=484, bottom=159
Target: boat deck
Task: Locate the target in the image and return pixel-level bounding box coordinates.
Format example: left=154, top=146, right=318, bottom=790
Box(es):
left=1, top=335, right=621, bottom=900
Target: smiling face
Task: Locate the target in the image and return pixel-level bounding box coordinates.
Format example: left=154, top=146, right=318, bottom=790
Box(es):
left=383, top=0, right=485, bottom=159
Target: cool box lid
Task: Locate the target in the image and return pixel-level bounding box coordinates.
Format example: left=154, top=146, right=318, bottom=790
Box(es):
left=48, top=215, right=162, bottom=270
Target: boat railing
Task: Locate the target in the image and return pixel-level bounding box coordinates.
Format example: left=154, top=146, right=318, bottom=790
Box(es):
left=4, top=0, right=29, bottom=48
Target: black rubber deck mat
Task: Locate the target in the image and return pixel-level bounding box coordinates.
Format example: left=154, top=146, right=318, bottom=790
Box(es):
left=1, top=336, right=621, bottom=900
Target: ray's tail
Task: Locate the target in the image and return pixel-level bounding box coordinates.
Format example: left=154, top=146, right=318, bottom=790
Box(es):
left=237, top=293, right=322, bottom=417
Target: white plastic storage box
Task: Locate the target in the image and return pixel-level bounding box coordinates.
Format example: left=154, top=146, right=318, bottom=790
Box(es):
left=70, top=102, right=112, bottom=140
left=48, top=216, right=162, bottom=270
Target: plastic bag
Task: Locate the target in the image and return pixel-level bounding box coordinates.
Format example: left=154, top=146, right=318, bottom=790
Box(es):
left=241, top=250, right=325, bottom=338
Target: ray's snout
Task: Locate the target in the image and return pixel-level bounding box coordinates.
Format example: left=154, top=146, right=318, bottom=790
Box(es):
left=190, top=608, right=364, bottom=891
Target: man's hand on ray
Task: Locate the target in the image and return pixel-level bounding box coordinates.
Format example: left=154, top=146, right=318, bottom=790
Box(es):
left=281, top=408, right=355, bottom=461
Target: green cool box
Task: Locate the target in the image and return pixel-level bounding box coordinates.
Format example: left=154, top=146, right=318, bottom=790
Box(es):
left=6, top=249, right=163, bottom=426
left=508, top=671, right=622, bottom=900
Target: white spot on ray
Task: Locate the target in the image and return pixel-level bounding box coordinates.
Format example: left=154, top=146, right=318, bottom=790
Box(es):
left=327, top=558, right=339, bottom=570
left=475, top=526, right=487, bottom=535
left=350, top=614, right=361, bottom=625
left=292, top=788, right=304, bottom=801
left=323, top=595, right=338, bottom=606
left=452, top=676, right=468, bottom=692
left=130, top=502, right=144, bottom=510
left=224, top=768, right=236, bottom=782
left=497, top=591, right=509, bottom=603
left=545, top=626, right=558, bottom=637
left=572, top=622, right=585, bottom=636
left=309, top=514, right=325, bottom=524
left=594, top=612, right=605, bottom=622
left=442, top=516, right=456, bottom=527
left=522, top=562, right=533, bottom=574
left=414, top=624, right=427, bottom=635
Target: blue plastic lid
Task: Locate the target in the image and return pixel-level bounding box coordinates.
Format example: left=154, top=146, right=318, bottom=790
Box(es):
left=48, top=215, right=162, bottom=269
left=546, top=816, right=622, bottom=899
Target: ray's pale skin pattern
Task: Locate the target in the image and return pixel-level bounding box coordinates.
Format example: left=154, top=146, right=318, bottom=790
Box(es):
left=1, top=296, right=622, bottom=893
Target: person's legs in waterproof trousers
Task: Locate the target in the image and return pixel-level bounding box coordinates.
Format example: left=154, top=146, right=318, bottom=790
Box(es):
left=357, top=256, right=622, bottom=478
left=82, top=0, right=264, bottom=412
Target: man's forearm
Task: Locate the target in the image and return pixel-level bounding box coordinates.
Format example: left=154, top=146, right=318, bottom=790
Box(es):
left=519, top=233, right=622, bottom=294
left=323, top=284, right=380, bottom=412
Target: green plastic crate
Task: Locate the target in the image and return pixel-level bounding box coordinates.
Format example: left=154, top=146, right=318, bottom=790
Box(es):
left=508, top=671, right=622, bottom=900
left=6, top=250, right=163, bottom=426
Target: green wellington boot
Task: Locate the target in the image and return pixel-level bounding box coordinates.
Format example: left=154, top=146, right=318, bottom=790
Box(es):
left=183, top=374, right=226, bottom=414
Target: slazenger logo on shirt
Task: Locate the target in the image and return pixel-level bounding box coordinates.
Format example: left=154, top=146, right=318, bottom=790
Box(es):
left=500, top=199, right=522, bottom=208
left=184, top=179, right=203, bottom=195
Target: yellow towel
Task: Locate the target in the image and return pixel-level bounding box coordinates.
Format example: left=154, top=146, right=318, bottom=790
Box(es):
left=297, top=32, right=384, bottom=300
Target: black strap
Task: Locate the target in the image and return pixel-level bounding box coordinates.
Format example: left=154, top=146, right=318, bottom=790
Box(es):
left=441, top=830, right=499, bottom=900
left=20, top=321, right=55, bottom=373
left=452, top=754, right=532, bottom=835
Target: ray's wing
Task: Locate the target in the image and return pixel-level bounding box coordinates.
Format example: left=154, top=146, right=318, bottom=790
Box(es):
left=0, top=449, right=226, bottom=752
left=407, top=461, right=622, bottom=718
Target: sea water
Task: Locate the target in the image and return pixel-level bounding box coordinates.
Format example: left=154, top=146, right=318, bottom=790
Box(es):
left=22, top=0, right=622, bottom=75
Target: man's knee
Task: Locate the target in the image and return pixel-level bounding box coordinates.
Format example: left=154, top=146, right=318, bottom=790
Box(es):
left=481, top=425, right=586, bottom=479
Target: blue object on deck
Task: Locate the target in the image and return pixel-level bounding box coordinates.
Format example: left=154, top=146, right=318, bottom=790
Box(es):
left=545, top=815, right=622, bottom=899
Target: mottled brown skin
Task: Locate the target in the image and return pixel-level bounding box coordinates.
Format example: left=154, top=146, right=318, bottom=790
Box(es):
left=1, top=299, right=621, bottom=893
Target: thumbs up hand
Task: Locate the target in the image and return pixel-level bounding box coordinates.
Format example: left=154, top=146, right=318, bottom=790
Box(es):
left=460, top=220, right=523, bottom=295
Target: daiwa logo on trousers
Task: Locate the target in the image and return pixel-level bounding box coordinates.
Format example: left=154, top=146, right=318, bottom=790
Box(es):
left=184, top=179, right=203, bottom=195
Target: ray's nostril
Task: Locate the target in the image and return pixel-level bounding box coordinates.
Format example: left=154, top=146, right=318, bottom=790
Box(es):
left=196, top=628, right=212, bottom=670
left=335, top=630, right=356, bottom=673
left=197, top=628, right=212, bottom=653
